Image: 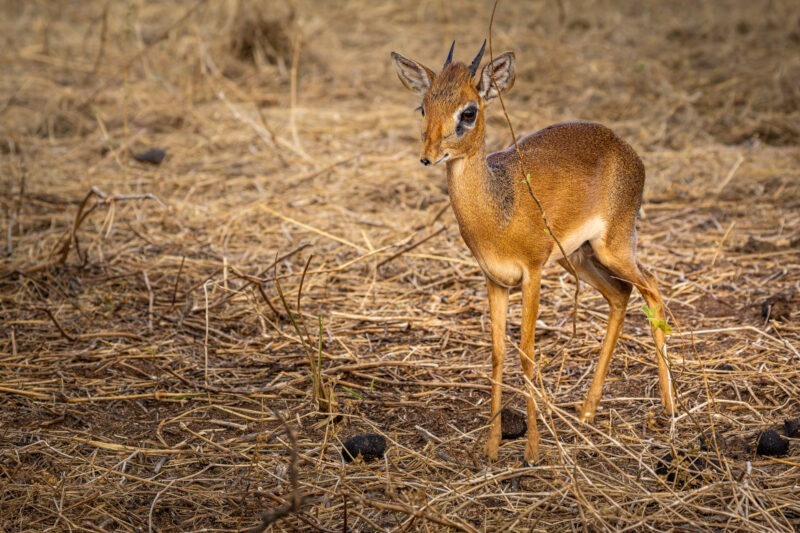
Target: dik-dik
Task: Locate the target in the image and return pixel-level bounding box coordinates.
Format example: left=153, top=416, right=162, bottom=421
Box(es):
left=391, top=42, right=675, bottom=463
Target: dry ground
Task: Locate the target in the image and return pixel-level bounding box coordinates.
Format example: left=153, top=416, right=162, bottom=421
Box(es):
left=1, top=0, right=799, bottom=531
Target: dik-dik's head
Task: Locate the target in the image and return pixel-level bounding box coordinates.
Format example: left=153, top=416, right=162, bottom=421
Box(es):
left=391, top=41, right=515, bottom=166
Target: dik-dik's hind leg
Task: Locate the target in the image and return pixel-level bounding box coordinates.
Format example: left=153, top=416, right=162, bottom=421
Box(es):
left=591, top=240, right=676, bottom=416
left=633, top=261, right=675, bottom=414
left=485, top=278, right=508, bottom=461
left=559, top=246, right=632, bottom=422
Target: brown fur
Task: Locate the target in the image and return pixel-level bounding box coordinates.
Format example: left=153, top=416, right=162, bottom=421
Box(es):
left=392, top=51, right=675, bottom=464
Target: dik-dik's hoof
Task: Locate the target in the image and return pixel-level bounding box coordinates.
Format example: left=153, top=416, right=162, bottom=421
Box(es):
left=485, top=448, right=499, bottom=462
left=523, top=447, right=540, bottom=466
left=662, top=400, right=678, bottom=417
left=578, top=405, right=597, bottom=424
left=485, top=438, right=500, bottom=462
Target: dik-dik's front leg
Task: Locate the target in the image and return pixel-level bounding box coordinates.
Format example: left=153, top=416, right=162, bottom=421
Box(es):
left=485, top=279, right=508, bottom=461
left=520, top=269, right=542, bottom=464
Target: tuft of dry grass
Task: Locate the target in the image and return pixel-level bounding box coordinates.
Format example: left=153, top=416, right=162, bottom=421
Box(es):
left=1, top=1, right=799, bottom=530
left=229, top=0, right=297, bottom=72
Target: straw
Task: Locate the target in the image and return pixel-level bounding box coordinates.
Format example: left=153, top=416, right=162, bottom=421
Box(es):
left=1, top=0, right=798, bottom=530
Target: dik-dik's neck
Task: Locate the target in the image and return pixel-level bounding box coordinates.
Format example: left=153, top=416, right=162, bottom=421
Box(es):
left=446, top=143, right=513, bottom=230
left=446, top=143, right=488, bottom=203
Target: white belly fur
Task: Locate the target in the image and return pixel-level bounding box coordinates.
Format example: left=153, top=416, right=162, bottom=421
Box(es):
left=547, top=216, right=605, bottom=263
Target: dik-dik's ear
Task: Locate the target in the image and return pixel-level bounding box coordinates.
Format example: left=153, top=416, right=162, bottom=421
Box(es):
left=391, top=52, right=435, bottom=96
left=477, top=52, right=516, bottom=105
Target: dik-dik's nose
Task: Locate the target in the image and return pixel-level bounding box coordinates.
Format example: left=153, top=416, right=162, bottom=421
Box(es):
left=420, top=157, right=431, bottom=166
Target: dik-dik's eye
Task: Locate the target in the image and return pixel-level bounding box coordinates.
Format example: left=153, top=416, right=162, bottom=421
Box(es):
left=417, top=105, right=425, bottom=117
left=460, top=105, right=477, bottom=123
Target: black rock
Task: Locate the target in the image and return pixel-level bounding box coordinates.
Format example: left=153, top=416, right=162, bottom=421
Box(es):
left=756, top=429, right=789, bottom=457
left=655, top=451, right=712, bottom=483
left=785, top=419, right=800, bottom=438
left=342, top=433, right=387, bottom=463
left=714, top=363, right=735, bottom=372
left=133, top=147, right=167, bottom=165
left=501, top=408, right=527, bottom=440
left=761, top=292, right=794, bottom=322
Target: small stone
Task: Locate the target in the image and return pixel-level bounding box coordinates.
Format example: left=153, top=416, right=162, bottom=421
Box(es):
left=756, top=429, right=789, bottom=457
left=784, top=419, right=800, bottom=438
left=736, top=236, right=778, bottom=254
left=133, top=147, right=167, bottom=165
left=342, top=433, right=387, bottom=463
left=655, top=451, right=712, bottom=483
left=501, top=408, right=527, bottom=440
left=761, top=292, right=794, bottom=322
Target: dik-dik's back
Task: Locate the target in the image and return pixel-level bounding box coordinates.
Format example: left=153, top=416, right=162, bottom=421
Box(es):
left=478, top=121, right=646, bottom=268
left=494, top=120, right=646, bottom=223
left=392, top=42, right=674, bottom=463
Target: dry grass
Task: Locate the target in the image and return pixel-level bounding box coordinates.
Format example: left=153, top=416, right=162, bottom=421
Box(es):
left=1, top=0, right=799, bottom=531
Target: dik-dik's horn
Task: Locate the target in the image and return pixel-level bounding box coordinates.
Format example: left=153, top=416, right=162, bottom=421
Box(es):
left=443, top=40, right=455, bottom=69
left=469, top=40, right=486, bottom=76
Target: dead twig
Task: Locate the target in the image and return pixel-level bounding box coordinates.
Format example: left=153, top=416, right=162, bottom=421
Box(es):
left=248, top=409, right=304, bottom=533
left=51, top=186, right=166, bottom=266
left=41, top=307, right=144, bottom=342
left=377, top=226, right=446, bottom=269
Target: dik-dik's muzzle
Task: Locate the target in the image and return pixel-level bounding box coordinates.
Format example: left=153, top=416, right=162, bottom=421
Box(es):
left=419, top=127, right=444, bottom=166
